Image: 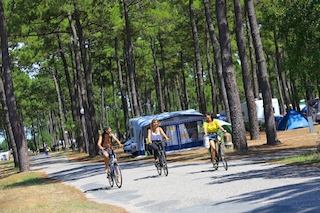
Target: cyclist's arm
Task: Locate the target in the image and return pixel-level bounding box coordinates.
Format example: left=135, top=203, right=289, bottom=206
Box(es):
left=203, top=122, right=208, bottom=136
left=218, top=124, right=227, bottom=133
left=147, top=129, right=152, bottom=144
left=215, top=119, right=227, bottom=133
left=97, top=135, right=104, bottom=150
left=159, top=127, right=169, bottom=141
left=111, top=133, right=122, bottom=146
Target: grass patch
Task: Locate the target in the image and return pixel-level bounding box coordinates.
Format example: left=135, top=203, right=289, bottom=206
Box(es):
left=269, top=150, right=320, bottom=166
left=0, top=160, right=19, bottom=179
left=0, top=161, right=128, bottom=213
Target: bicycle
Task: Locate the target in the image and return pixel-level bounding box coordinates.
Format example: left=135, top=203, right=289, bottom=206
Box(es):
left=107, top=149, right=122, bottom=188
left=153, top=141, right=168, bottom=176
left=208, top=134, right=228, bottom=171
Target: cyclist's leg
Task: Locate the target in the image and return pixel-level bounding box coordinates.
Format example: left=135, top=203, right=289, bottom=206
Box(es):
left=209, top=139, right=217, bottom=162
left=101, top=149, right=110, bottom=173
left=149, top=142, right=159, bottom=161
left=161, top=142, right=167, bottom=157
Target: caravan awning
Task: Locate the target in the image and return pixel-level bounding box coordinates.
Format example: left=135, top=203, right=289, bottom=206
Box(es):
left=130, top=109, right=204, bottom=128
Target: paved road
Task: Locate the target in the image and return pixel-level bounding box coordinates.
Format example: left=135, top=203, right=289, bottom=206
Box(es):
left=30, top=153, right=320, bottom=213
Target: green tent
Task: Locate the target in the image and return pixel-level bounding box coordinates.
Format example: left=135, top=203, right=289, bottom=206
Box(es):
left=217, top=120, right=232, bottom=147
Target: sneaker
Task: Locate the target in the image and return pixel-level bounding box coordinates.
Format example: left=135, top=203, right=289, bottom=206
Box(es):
left=212, top=159, right=218, bottom=167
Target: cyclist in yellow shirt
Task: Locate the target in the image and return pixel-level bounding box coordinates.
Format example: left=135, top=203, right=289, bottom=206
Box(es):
left=203, top=112, right=227, bottom=165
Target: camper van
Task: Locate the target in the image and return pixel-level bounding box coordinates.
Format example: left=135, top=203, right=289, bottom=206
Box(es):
left=241, top=98, right=281, bottom=122
left=123, top=110, right=205, bottom=156
left=306, top=98, right=320, bottom=123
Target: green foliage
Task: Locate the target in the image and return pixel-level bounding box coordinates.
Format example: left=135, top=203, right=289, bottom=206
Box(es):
left=0, top=140, right=8, bottom=151
left=2, top=0, right=319, bottom=146
left=40, top=130, right=53, bottom=147
left=27, top=139, right=35, bottom=151
left=269, top=0, right=320, bottom=97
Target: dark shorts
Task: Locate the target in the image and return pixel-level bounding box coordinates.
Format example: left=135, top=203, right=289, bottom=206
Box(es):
left=100, top=149, right=116, bottom=158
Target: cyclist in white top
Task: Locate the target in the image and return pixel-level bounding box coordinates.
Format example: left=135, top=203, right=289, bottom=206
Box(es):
left=147, top=118, right=169, bottom=164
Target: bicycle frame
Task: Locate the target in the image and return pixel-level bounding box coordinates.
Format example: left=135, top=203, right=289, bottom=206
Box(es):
left=154, top=141, right=168, bottom=176
left=214, top=141, right=228, bottom=171
left=208, top=135, right=228, bottom=171
left=107, top=149, right=122, bottom=188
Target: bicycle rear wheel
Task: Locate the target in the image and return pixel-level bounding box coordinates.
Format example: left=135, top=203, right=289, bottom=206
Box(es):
left=156, top=153, right=162, bottom=175
left=114, top=163, right=122, bottom=188
left=161, top=152, right=168, bottom=176
left=220, top=146, right=228, bottom=170
left=210, top=147, right=218, bottom=170
left=107, top=165, right=114, bottom=187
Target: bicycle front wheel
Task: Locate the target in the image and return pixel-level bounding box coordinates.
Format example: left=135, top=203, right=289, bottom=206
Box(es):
left=114, top=163, right=122, bottom=188
left=220, top=146, right=228, bottom=170
left=161, top=152, right=168, bottom=176
left=156, top=154, right=162, bottom=175
left=107, top=166, right=114, bottom=187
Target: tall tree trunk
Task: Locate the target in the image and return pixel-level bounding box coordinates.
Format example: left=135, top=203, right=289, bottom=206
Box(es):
left=190, top=0, right=206, bottom=114
left=52, top=66, right=69, bottom=152
left=205, top=28, right=218, bottom=114
left=109, top=58, right=121, bottom=138
left=115, top=37, right=129, bottom=134
left=291, top=80, right=299, bottom=110
left=279, top=48, right=291, bottom=111
left=57, top=34, right=83, bottom=152
left=159, top=34, right=170, bottom=112
left=216, top=0, right=248, bottom=150
left=0, top=71, right=18, bottom=166
left=246, top=0, right=280, bottom=145
left=123, top=0, right=140, bottom=117
left=36, top=115, right=42, bottom=148
left=48, top=110, right=56, bottom=147
left=125, top=57, right=134, bottom=117
left=174, top=75, right=182, bottom=111
left=68, top=12, right=90, bottom=153
left=273, top=30, right=285, bottom=112
left=67, top=45, right=84, bottom=151
left=0, top=0, right=30, bottom=171
left=31, top=122, right=37, bottom=153
left=233, top=0, right=260, bottom=140
left=150, top=36, right=165, bottom=113
left=244, top=3, right=259, bottom=99
left=180, top=52, right=190, bottom=110
left=73, top=2, right=97, bottom=155
left=203, top=0, right=230, bottom=121
left=273, top=31, right=285, bottom=115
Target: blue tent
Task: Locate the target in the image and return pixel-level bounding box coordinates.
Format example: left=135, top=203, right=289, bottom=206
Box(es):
left=277, top=109, right=309, bottom=131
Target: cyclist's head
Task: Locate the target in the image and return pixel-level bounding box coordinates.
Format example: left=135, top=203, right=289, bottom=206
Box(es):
left=103, top=126, right=110, bottom=132
left=150, top=118, right=160, bottom=128
left=205, top=111, right=215, bottom=121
